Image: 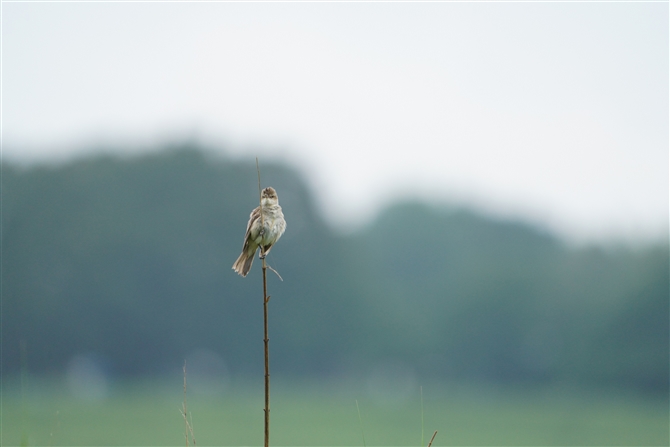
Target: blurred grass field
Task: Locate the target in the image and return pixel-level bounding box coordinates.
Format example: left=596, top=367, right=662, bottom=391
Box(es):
left=2, top=377, right=668, bottom=446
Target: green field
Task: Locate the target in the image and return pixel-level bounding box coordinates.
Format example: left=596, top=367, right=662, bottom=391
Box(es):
left=2, top=378, right=668, bottom=446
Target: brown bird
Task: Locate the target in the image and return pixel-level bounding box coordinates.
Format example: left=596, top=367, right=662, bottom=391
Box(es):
left=233, top=187, right=287, bottom=277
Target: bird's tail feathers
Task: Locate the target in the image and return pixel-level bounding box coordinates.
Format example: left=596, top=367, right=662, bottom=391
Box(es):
left=233, top=249, right=256, bottom=277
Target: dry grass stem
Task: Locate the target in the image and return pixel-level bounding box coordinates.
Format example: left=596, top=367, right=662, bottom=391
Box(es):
left=355, top=400, right=367, bottom=447
left=427, top=430, right=438, bottom=447
left=266, top=264, right=283, bottom=281
left=256, top=158, right=265, bottom=233
left=257, top=157, right=271, bottom=447
left=421, top=385, right=424, bottom=447
left=181, top=362, right=196, bottom=446
left=188, top=412, right=196, bottom=446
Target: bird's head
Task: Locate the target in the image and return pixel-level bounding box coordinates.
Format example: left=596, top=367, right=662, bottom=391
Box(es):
left=261, top=187, right=279, bottom=207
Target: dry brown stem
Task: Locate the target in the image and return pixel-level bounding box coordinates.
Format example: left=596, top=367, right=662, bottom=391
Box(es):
left=181, top=362, right=196, bottom=446
left=257, top=158, right=271, bottom=447
left=427, top=430, right=438, bottom=447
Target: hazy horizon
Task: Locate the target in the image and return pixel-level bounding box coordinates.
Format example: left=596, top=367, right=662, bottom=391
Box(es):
left=3, top=141, right=668, bottom=248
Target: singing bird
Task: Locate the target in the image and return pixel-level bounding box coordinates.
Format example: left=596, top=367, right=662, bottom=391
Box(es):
left=233, top=187, right=287, bottom=277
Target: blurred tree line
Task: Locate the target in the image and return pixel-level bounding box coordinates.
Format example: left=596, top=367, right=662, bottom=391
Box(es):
left=2, top=146, right=668, bottom=395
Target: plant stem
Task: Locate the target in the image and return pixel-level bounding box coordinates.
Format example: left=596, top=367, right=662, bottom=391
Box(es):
left=262, top=250, right=270, bottom=447
left=256, top=157, right=270, bottom=447
left=420, top=386, right=424, bottom=447
left=427, top=430, right=438, bottom=447
left=183, top=362, right=188, bottom=447
left=356, top=400, right=366, bottom=447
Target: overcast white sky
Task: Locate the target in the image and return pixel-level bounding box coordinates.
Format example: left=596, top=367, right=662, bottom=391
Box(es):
left=2, top=2, right=668, bottom=243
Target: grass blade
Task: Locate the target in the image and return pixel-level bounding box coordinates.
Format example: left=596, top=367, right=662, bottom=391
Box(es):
left=356, top=399, right=367, bottom=447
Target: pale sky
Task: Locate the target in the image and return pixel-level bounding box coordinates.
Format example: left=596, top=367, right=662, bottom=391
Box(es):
left=2, top=2, right=668, bottom=243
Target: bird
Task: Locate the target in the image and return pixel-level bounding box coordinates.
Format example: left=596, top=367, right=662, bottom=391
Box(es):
left=233, top=187, right=287, bottom=277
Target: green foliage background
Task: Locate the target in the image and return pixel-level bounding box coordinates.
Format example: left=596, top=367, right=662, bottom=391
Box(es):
left=2, top=146, right=668, bottom=395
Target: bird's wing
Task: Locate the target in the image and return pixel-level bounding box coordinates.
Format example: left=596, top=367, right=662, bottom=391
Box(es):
left=243, top=205, right=262, bottom=244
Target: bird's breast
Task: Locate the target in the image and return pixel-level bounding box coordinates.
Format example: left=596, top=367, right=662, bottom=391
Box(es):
left=258, top=207, right=286, bottom=245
